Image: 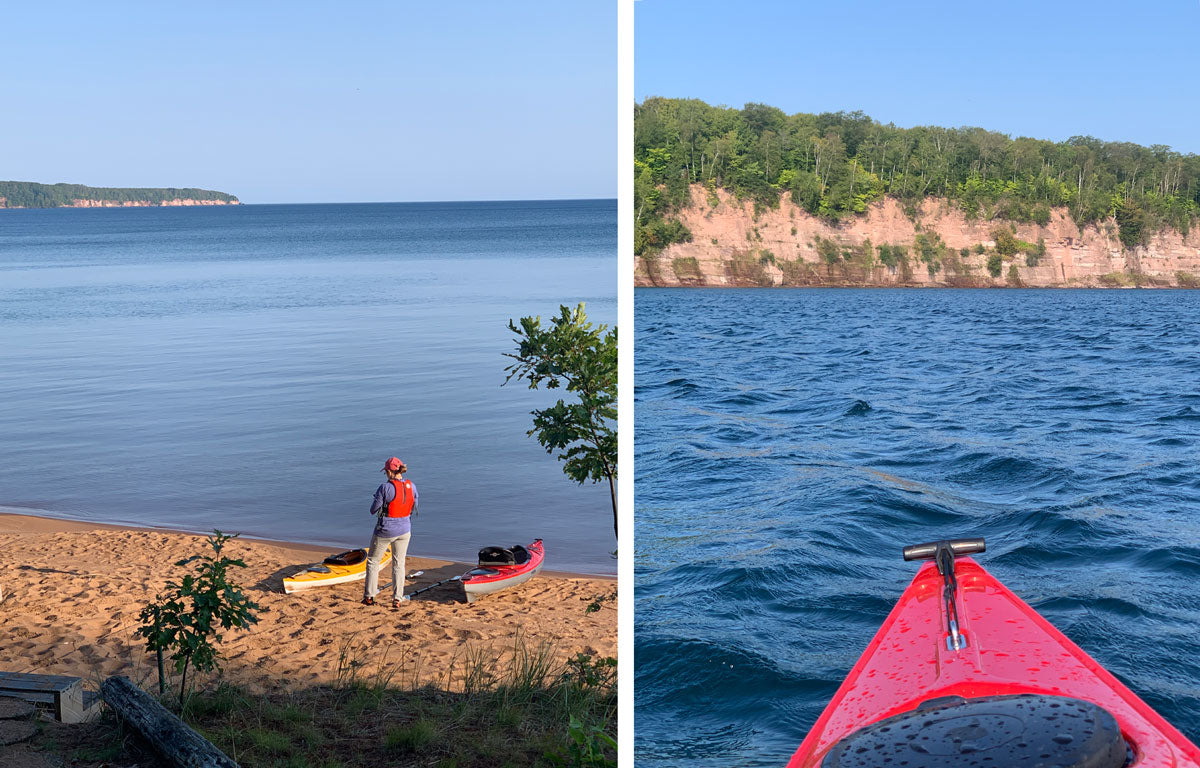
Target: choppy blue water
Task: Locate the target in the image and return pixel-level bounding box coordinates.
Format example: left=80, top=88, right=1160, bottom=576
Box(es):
left=0, top=200, right=616, bottom=573
left=635, top=288, right=1200, bottom=765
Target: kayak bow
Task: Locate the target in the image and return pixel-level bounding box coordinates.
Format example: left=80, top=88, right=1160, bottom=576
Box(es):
left=787, top=538, right=1200, bottom=768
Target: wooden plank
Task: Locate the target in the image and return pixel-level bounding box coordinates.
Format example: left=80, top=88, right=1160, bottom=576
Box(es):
left=0, top=672, right=98, bottom=722
left=4, top=691, right=55, bottom=705
left=101, top=676, right=238, bottom=768
left=0, top=671, right=81, bottom=690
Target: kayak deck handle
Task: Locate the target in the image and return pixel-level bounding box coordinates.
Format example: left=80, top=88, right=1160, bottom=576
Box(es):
left=902, top=538, right=986, bottom=652
left=902, top=537, right=986, bottom=561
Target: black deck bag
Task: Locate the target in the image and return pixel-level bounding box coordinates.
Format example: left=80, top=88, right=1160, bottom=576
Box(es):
left=478, top=546, right=516, bottom=566
left=510, top=545, right=530, bottom=565
left=324, top=549, right=366, bottom=567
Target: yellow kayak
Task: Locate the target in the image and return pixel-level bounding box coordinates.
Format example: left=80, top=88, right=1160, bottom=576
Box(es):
left=282, top=548, right=390, bottom=594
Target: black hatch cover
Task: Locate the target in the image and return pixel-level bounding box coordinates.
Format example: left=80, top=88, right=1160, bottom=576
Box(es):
left=821, top=694, right=1128, bottom=768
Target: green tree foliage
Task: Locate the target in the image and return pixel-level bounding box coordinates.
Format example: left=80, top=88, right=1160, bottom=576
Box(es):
left=987, top=252, right=1004, bottom=278
left=0, top=181, right=238, bottom=208
left=848, top=238, right=874, bottom=267
left=991, top=227, right=1038, bottom=258
left=634, top=98, right=1200, bottom=255
left=504, top=304, right=618, bottom=539
left=137, top=531, right=260, bottom=708
left=876, top=243, right=907, bottom=269
left=1114, top=199, right=1146, bottom=248
left=914, top=232, right=949, bottom=276
left=1007, top=264, right=1022, bottom=286
left=814, top=236, right=842, bottom=265
left=1027, top=237, right=1046, bottom=267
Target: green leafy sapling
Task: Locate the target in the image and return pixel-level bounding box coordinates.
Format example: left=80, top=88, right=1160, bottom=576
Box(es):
left=137, top=530, right=260, bottom=708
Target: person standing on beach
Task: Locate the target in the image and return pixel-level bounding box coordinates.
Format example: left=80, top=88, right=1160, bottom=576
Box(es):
left=363, top=456, right=418, bottom=609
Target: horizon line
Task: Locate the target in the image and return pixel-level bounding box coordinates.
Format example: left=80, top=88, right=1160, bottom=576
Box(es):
left=0, top=196, right=618, bottom=209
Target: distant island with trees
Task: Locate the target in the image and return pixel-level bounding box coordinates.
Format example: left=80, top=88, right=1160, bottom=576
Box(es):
left=635, top=98, right=1200, bottom=288
left=0, top=181, right=240, bottom=209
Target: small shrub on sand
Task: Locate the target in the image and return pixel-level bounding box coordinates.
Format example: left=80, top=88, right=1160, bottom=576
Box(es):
left=585, top=588, right=617, bottom=614
left=558, top=716, right=618, bottom=768
left=137, top=531, right=260, bottom=708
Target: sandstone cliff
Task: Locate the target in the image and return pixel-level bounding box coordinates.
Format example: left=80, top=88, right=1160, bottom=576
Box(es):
left=64, top=198, right=240, bottom=208
left=637, top=185, right=1200, bottom=288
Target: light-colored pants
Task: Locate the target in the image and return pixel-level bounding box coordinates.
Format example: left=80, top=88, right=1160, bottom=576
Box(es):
left=364, top=532, right=411, bottom=600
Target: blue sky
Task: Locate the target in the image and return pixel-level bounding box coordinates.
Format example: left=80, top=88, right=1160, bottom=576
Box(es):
left=636, top=0, right=1200, bottom=155
left=1, top=2, right=616, bottom=203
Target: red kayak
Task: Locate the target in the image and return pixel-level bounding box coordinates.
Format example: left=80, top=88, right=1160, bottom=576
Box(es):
left=460, top=539, right=544, bottom=603
left=788, top=539, right=1200, bottom=768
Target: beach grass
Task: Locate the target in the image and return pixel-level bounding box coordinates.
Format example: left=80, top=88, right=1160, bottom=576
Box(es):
left=199, top=638, right=616, bottom=768
left=32, top=636, right=617, bottom=768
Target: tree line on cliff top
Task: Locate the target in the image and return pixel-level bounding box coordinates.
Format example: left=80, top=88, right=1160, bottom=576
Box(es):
left=635, top=97, right=1200, bottom=255
left=0, top=181, right=238, bottom=208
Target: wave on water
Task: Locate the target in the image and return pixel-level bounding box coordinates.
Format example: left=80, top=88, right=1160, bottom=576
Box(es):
left=635, top=288, right=1200, bottom=766
left=1158, top=405, right=1200, bottom=422
left=842, top=399, right=872, bottom=416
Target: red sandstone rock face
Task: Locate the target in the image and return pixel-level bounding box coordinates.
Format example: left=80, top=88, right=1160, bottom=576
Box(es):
left=636, top=185, right=1200, bottom=288
left=66, top=198, right=239, bottom=207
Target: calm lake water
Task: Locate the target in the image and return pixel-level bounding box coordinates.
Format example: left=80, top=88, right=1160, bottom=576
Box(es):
left=635, top=288, right=1200, bottom=765
left=0, top=200, right=616, bottom=573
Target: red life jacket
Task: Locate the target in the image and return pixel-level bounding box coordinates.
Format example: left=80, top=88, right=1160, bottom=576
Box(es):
left=386, top=478, right=415, bottom=518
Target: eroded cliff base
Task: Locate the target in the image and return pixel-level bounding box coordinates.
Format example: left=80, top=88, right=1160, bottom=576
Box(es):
left=637, top=186, right=1200, bottom=288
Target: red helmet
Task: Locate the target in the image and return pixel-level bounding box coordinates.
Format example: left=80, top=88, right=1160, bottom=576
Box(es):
left=382, top=456, right=406, bottom=472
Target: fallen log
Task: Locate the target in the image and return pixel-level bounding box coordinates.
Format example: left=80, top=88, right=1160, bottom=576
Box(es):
left=100, top=676, right=238, bottom=768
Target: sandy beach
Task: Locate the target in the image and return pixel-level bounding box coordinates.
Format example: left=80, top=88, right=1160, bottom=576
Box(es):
left=0, top=514, right=616, bottom=695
